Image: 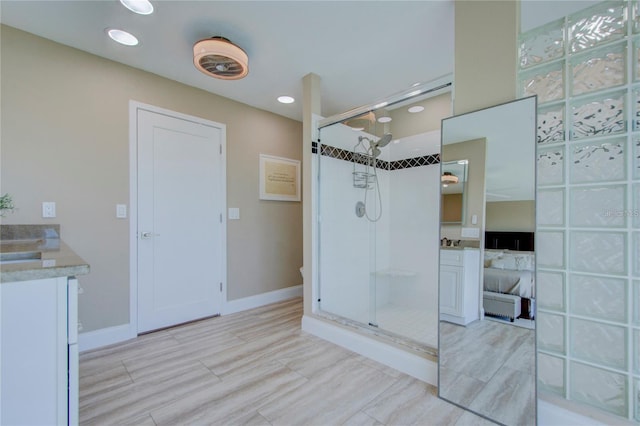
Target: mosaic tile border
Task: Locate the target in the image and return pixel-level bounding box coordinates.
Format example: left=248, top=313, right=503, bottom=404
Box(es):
left=313, top=141, right=440, bottom=170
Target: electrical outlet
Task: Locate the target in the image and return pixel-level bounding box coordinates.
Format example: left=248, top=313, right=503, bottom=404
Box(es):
left=42, top=202, right=56, bottom=218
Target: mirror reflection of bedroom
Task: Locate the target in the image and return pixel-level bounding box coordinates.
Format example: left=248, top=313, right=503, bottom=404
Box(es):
left=438, top=96, right=537, bottom=426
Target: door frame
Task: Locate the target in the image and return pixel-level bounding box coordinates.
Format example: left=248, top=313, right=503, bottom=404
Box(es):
left=128, top=100, right=227, bottom=335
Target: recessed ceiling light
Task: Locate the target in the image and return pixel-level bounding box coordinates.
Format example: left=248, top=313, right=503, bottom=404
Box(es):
left=377, top=117, right=392, bottom=123
left=408, top=106, right=424, bottom=113
left=120, top=0, right=154, bottom=15
left=107, top=29, right=139, bottom=46
left=277, top=96, right=295, bottom=104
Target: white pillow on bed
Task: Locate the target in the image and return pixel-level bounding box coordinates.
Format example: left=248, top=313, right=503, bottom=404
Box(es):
left=484, top=250, right=504, bottom=267
left=490, top=253, right=534, bottom=270
left=490, top=255, right=517, bottom=270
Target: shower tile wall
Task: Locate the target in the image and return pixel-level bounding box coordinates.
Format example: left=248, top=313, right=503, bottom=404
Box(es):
left=519, top=1, right=640, bottom=421
left=317, top=125, right=388, bottom=324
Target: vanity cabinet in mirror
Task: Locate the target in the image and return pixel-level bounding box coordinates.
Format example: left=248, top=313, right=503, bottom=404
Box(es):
left=438, top=96, right=537, bottom=426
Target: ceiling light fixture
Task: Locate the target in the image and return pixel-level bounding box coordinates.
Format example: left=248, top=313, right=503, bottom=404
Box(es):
left=408, top=106, right=424, bottom=113
left=277, top=96, right=295, bottom=104
left=441, top=172, right=459, bottom=186
left=193, top=37, right=249, bottom=80
left=119, top=0, right=154, bottom=15
left=345, top=112, right=375, bottom=131
left=376, top=109, right=392, bottom=123
left=107, top=29, right=139, bottom=46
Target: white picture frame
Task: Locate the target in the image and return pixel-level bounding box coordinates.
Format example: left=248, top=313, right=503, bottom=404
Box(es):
left=259, top=154, right=301, bottom=201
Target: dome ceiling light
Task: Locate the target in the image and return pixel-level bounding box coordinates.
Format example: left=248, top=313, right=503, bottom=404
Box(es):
left=193, top=37, right=249, bottom=80
left=441, top=171, right=459, bottom=187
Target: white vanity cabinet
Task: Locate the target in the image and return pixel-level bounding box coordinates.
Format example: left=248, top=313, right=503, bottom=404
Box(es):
left=1, top=276, right=79, bottom=425
left=439, top=248, right=480, bottom=325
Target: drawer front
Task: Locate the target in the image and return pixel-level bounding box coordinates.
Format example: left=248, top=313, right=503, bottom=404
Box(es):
left=440, top=249, right=463, bottom=266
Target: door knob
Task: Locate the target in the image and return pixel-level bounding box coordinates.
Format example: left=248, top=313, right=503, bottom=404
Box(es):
left=141, top=232, right=153, bottom=239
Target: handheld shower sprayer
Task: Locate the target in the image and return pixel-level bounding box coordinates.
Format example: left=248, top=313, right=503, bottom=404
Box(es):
left=354, top=133, right=393, bottom=222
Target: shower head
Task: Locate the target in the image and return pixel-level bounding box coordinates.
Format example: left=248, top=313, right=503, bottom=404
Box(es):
left=359, top=133, right=393, bottom=149
left=376, top=133, right=392, bottom=148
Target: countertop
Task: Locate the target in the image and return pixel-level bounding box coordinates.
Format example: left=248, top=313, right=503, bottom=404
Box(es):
left=0, top=238, right=90, bottom=283
left=440, top=246, right=479, bottom=251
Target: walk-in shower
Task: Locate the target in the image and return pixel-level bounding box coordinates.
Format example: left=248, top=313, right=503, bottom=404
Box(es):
left=315, top=83, right=452, bottom=350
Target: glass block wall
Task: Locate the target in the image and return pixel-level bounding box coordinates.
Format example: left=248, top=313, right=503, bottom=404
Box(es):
left=519, top=1, right=639, bottom=421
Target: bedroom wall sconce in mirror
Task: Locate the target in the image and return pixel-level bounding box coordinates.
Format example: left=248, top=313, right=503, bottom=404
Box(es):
left=438, top=96, right=537, bottom=426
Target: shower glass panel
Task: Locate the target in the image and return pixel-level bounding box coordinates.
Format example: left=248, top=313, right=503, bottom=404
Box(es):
left=317, top=91, right=448, bottom=348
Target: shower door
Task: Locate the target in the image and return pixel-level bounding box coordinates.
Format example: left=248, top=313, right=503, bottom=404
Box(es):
left=316, top=86, right=449, bottom=349
left=317, top=123, right=380, bottom=326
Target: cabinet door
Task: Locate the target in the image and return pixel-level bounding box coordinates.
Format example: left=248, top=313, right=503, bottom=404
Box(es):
left=1, top=277, right=68, bottom=425
left=439, top=265, right=463, bottom=316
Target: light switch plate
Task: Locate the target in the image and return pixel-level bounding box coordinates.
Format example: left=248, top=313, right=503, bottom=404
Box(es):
left=116, top=204, right=127, bottom=219
left=228, top=208, right=240, bottom=220
left=460, top=227, right=480, bottom=238
left=42, top=202, right=56, bottom=218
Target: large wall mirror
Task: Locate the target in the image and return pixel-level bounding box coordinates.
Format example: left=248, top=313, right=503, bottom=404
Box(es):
left=438, top=96, right=537, bottom=426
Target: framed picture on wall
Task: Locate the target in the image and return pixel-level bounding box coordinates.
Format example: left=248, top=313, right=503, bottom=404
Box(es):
left=259, top=154, right=301, bottom=201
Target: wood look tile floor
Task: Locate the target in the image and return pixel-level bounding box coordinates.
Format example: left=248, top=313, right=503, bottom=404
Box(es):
left=439, top=321, right=535, bottom=426
left=80, top=298, right=495, bottom=426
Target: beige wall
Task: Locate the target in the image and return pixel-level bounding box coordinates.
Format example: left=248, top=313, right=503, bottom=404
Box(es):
left=389, top=92, right=452, bottom=138
left=0, top=26, right=303, bottom=332
left=454, top=0, right=519, bottom=115
left=441, top=138, right=486, bottom=241
left=486, top=200, right=535, bottom=232
left=441, top=194, right=463, bottom=223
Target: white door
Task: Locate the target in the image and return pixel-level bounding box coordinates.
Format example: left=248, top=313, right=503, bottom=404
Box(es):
left=137, top=108, right=224, bottom=333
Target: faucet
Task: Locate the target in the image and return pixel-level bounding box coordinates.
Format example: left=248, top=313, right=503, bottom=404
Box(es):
left=441, top=237, right=449, bottom=247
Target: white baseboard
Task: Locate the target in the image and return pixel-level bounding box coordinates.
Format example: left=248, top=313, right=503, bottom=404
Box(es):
left=223, top=284, right=303, bottom=315
left=79, top=323, right=136, bottom=353
left=301, top=314, right=437, bottom=386
left=79, top=285, right=302, bottom=352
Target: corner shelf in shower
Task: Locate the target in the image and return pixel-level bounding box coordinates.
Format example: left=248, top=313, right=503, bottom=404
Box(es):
left=372, top=269, right=417, bottom=278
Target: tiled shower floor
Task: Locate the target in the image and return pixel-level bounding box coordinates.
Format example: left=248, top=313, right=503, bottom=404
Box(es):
left=375, top=305, right=438, bottom=347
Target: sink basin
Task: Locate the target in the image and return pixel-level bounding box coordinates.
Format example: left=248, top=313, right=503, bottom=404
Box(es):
left=0, top=251, right=42, bottom=264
